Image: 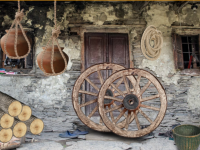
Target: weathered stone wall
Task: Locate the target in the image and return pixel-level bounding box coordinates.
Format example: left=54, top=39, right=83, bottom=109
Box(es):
left=138, top=3, right=200, bottom=131
left=0, top=2, right=84, bottom=131
left=0, top=2, right=200, bottom=132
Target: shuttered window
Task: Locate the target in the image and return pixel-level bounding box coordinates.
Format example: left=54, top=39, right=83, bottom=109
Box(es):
left=172, top=33, right=200, bottom=70
left=172, top=33, right=184, bottom=70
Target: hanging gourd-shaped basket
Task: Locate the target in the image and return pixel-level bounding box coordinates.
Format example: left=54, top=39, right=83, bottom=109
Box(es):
left=0, top=0, right=31, bottom=59
left=36, top=0, right=68, bottom=76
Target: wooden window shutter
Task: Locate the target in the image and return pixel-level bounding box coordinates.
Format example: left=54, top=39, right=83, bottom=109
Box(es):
left=199, top=35, right=200, bottom=57
left=172, top=33, right=184, bottom=70
left=0, top=33, right=4, bottom=68
left=25, top=32, right=34, bottom=69
left=25, top=49, right=33, bottom=69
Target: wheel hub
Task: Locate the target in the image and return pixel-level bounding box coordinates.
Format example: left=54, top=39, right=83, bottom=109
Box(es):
left=104, top=89, right=113, bottom=105
left=123, top=94, right=139, bottom=110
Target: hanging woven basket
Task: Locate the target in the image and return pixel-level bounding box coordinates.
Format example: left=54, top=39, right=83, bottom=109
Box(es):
left=1, top=29, right=32, bottom=57
left=37, top=45, right=69, bottom=74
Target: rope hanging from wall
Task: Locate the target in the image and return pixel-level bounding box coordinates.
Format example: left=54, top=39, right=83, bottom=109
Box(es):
left=141, top=25, right=163, bottom=61
left=36, top=0, right=68, bottom=76
left=0, top=0, right=31, bottom=59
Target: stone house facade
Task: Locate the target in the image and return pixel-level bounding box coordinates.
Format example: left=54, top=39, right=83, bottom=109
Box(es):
left=0, top=1, right=200, bottom=132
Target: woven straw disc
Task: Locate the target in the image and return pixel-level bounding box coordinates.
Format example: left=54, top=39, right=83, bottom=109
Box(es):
left=8, top=101, right=22, bottom=117
left=30, top=119, right=44, bottom=135
left=18, top=106, right=32, bottom=121
left=13, top=122, right=27, bottom=138
left=0, top=128, right=12, bottom=143
left=0, top=114, right=14, bottom=128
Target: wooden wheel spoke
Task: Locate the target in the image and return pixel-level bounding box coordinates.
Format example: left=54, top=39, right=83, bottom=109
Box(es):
left=113, top=103, right=127, bottom=118
left=88, top=106, right=98, bottom=118
left=125, top=111, right=131, bottom=130
left=127, top=76, right=136, bottom=93
left=127, top=110, right=138, bottom=124
left=108, top=106, right=114, bottom=122
left=104, top=96, right=123, bottom=102
left=130, top=88, right=134, bottom=93
left=134, top=75, right=141, bottom=94
left=85, top=78, right=99, bottom=91
left=97, top=70, right=104, bottom=85
left=111, top=83, right=125, bottom=97
left=111, top=77, right=123, bottom=93
left=79, top=90, right=97, bottom=96
left=134, top=111, right=141, bottom=130
left=123, top=76, right=130, bottom=94
left=105, top=104, right=123, bottom=113
left=139, top=81, right=151, bottom=97
left=115, top=78, right=124, bottom=88
left=80, top=99, right=97, bottom=107
left=136, top=75, right=141, bottom=87
left=114, top=109, right=127, bottom=124
left=140, top=104, right=160, bottom=111
left=141, top=94, right=159, bottom=102
left=114, top=91, right=128, bottom=97
left=138, top=108, right=153, bottom=124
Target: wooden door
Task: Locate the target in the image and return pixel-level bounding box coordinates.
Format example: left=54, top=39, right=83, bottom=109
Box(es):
left=84, top=33, right=129, bottom=115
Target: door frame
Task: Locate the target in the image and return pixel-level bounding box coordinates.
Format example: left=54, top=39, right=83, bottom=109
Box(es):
left=81, top=26, right=133, bottom=72
left=69, top=24, right=146, bottom=72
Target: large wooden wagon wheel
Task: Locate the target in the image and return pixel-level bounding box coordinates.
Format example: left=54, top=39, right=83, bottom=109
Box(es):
left=72, top=63, right=127, bottom=132
left=98, top=68, right=167, bottom=137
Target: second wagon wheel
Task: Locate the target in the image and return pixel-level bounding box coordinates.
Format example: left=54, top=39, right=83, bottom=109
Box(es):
left=98, top=68, right=167, bottom=137
left=72, top=63, right=126, bottom=132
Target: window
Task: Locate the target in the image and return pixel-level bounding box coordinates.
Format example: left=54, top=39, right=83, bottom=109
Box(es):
left=182, top=36, right=199, bottom=69
left=172, top=34, right=200, bottom=71
left=0, top=31, right=34, bottom=74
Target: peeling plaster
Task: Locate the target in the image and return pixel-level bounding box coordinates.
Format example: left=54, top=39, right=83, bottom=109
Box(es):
left=26, top=19, right=32, bottom=26
left=130, top=29, right=137, bottom=42
left=82, top=4, right=117, bottom=25
left=64, top=38, right=81, bottom=60
left=47, top=9, right=54, bottom=20
left=145, top=4, right=171, bottom=27
left=167, top=10, right=177, bottom=25
left=188, top=77, right=200, bottom=110
left=34, top=24, right=43, bottom=29
left=140, top=4, right=180, bottom=85
left=42, top=25, right=53, bottom=44
left=139, top=38, right=179, bottom=85
left=181, top=4, right=200, bottom=26
left=2, top=15, right=12, bottom=26
left=0, top=73, right=70, bottom=106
